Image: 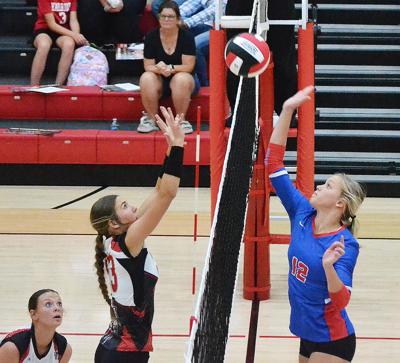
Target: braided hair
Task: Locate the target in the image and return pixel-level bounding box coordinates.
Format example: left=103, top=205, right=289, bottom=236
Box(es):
left=90, top=195, right=119, bottom=317
left=336, top=173, right=366, bottom=236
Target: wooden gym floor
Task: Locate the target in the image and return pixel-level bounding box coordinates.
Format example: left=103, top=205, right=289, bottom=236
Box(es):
left=0, top=186, right=399, bottom=362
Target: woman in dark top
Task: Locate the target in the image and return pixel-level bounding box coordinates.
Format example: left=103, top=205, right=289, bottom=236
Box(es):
left=138, top=0, right=200, bottom=134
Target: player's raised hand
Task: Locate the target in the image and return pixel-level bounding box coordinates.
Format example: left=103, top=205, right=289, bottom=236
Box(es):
left=322, top=235, right=345, bottom=267
left=155, top=107, right=185, bottom=147
left=283, top=85, right=314, bottom=111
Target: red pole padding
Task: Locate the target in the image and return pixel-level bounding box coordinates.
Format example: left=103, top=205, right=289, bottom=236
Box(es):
left=209, top=29, right=228, bottom=220
left=297, top=22, right=315, bottom=199
left=243, top=61, right=274, bottom=301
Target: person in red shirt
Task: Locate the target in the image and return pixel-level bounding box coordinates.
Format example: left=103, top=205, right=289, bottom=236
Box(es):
left=31, top=0, right=88, bottom=85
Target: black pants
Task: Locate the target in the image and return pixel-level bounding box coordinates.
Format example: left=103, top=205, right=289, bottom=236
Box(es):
left=78, top=0, right=146, bottom=44
left=225, top=0, right=297, bottom=116
left=94, top=344, right=150, bottom=363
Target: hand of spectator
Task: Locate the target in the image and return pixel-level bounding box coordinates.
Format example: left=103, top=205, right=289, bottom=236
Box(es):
left=156, top=61, right=167, bottom=69
left=155, top=107, right=185, bottom=147
left=155, top=61, right=171, bottom=77
left=160, top=68, right=172, bottom=77
left=72, top=33, right=89, bottom=46
left=106, top=0, right=124, bottom=12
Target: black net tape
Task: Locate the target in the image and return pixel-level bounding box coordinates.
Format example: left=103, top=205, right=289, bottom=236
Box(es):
left=192, top=77, right=259, bottom=362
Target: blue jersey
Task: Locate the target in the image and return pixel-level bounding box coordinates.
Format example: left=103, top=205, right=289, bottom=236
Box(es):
left=270, top=168, right=359, bottom=342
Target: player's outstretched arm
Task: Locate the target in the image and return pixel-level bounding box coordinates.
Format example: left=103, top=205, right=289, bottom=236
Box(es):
left=124, top=107, right=185, bottom=256
left=270, top=86, right=313, bottom=147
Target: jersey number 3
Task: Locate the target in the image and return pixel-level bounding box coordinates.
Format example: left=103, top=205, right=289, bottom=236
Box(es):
left=105, top=255, right=118, bottom=292
left=291, top=256, right=309, bottom=283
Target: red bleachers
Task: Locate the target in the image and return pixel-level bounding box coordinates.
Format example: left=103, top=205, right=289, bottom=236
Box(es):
left=0, top=4, right=214, bottom=167
left=0, top=86, right=210, bottom=122
left=0, top=128, right=212, bottom=165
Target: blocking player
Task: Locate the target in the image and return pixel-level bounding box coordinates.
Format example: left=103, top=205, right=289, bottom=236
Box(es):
left=265, top=86, right=366, bottom=362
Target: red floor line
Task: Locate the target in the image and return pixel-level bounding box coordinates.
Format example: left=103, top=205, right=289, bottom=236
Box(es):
left=0, top=332, right=245, bottom=338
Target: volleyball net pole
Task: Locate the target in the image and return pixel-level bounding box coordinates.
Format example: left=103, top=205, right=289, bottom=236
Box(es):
left=210, top=0, right=314, bottom=302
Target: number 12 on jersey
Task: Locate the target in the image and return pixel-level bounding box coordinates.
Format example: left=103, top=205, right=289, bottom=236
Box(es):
left=291, top=256, right=309, bottom=283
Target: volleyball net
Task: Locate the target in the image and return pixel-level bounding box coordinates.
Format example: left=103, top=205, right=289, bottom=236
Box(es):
left=186, top=0, right=315, bottom=361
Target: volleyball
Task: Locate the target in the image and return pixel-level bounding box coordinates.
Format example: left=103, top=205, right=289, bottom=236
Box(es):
left=224, top=33, right=270, bottom=78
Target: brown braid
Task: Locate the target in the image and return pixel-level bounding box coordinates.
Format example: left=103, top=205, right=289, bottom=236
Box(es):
left=90, top=195, right=119, bottom=318
left=94, top=234, right=112, bottom=306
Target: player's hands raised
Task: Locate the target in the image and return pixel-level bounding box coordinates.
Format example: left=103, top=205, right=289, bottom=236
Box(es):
left=322, top=235, right=345, bottom=267
left=155, top=107, right=185, bottom=147
left=283, top=85, right=314, bottom=112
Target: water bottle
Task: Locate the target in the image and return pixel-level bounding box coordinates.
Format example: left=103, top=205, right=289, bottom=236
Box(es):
left=111, top=118, right=119, bottom=131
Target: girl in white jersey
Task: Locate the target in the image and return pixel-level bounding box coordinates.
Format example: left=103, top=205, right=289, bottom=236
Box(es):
left=0, top=289, right=72, bottom=363
left=90, top=107, right=185, bottom=362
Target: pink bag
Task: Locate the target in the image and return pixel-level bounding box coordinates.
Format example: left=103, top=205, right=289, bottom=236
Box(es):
left=67, top=46, right=109, bottom=86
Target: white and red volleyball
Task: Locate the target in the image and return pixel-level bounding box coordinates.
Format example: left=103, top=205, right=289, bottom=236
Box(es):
left=224, top=33, right=270, bottom=78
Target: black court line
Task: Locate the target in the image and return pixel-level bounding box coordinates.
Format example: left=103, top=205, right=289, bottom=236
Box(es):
left=51, top=186, right=108, bottom=209
left=246, top=299, right=260, bottom=363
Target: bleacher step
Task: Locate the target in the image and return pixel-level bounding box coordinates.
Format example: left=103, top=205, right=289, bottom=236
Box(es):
left=316, top=107, right=400, bottom=130
left=316, top=44, right=400, bottom=66
left=315, top=65, right=400, bottom=87
left=296, top=4, right=400, bottom=25
left=316, top=85, right=400, bottom=108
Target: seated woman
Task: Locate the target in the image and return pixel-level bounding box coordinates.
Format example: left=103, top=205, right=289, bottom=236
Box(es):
left=138, top=0, right=200, bottom=134
left=0, top=289, right=72, bottom=363
left=78, top=0, right=146, bottom=45
left=31, top=0, right=88, bottom=85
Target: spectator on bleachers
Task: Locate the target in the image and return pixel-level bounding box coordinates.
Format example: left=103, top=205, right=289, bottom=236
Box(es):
left=78, top=0, right=146, bottom=45
left=151, top=0, right=186, bottom=17
left=31, top=0, right=88, bottom=85
left=138, top=1, right=199, bottom=134
left=180, top=0, right=227, bottom=86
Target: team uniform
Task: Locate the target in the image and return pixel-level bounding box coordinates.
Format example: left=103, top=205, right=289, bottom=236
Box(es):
left=95, top=233, right=159, bottom=362
left=0, top=325, right=67, bottom=363
left=33, top=0, right=77, bottom=42
left=266, top=143, right=358, bottom=360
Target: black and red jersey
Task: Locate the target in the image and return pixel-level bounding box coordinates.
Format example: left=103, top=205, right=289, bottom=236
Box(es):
left=99, top=233, right=159, bottom=352
left=0, top=325, right=67, bottom=362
